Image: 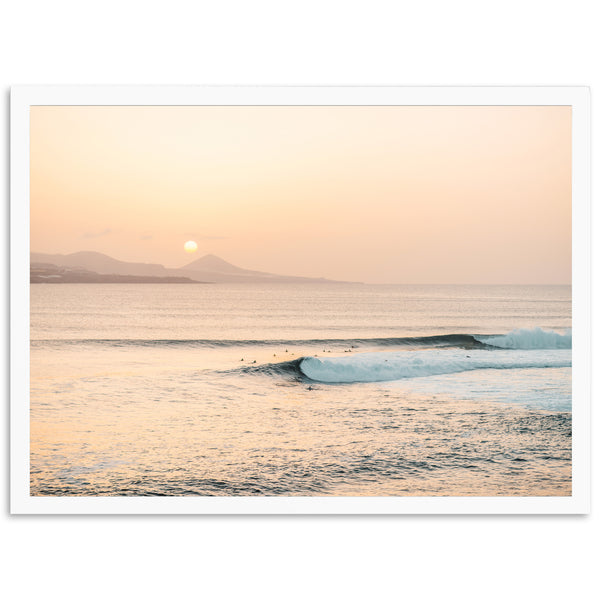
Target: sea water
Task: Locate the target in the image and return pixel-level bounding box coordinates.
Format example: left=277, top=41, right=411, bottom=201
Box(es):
left=30, top=283, right=572, bottom=496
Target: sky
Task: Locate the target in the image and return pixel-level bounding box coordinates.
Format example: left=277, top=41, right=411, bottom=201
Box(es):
left=30, top=105, right=571, bottom=284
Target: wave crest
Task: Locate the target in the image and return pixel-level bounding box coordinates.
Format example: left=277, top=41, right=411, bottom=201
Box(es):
left=299, top=348, right=571, bottom=384
left=477, top=327, right=571, bottom=349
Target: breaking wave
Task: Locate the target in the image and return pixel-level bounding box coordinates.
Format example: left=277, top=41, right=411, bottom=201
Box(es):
left=476, top=327, right=572, bottom=349
left=298, top=348, right=572, bottom=384
left=34, top=327, right=572, bottom=385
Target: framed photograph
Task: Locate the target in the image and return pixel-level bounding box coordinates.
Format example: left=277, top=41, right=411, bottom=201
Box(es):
left=10, top=86, right=590, bottom=514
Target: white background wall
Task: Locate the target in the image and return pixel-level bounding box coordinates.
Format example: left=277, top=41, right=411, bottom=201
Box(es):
left=1, top=2, right=597, bottom=598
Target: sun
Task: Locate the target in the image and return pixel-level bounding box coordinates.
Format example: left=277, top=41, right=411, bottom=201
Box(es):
left=184, top=240, right=198, bottom=253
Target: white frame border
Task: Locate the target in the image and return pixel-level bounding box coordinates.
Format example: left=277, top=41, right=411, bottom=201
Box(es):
left=10, top=86, right=591, bottom=514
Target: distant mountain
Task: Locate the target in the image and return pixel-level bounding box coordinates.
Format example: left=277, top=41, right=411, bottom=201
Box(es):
left=183, top=253, right=251, bottom=274
left=30, top=251, right=169, bottom=277
left=178, top=254, right=355, bottom=283
left=30, top=251, right=359, bottom=284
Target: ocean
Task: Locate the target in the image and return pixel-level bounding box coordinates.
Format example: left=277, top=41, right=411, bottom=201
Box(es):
left=30, top=283, right=572, bottom=496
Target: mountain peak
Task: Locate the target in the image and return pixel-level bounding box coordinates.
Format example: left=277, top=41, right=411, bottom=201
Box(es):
left=183, top=254, right=245, bottom=273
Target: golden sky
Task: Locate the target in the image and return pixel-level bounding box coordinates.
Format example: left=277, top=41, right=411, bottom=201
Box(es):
left=30, top=105, right=571, bottom=284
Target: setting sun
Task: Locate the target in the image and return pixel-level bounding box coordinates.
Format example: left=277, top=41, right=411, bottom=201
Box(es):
left=184, top=240, right=198, bottom=253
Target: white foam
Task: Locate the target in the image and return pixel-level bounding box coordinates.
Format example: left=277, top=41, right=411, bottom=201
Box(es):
left=478, top=327, right=571, bottom=349
left=299, top=348, right=571, bottom=383
left=382, top=366, right=572, bottom=412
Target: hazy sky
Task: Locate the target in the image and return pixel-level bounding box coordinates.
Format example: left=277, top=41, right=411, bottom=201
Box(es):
left=30, top=105, right=571, bottom=284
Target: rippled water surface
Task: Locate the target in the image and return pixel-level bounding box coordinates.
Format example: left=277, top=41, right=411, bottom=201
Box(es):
left=30, top=283, right=571, bottom=496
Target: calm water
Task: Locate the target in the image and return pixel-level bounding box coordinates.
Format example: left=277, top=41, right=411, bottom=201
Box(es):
left=30, top=283, right=572, bottom=496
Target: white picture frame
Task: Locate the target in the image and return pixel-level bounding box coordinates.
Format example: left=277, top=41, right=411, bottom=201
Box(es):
left=11, top=86, right=591, bottom=514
